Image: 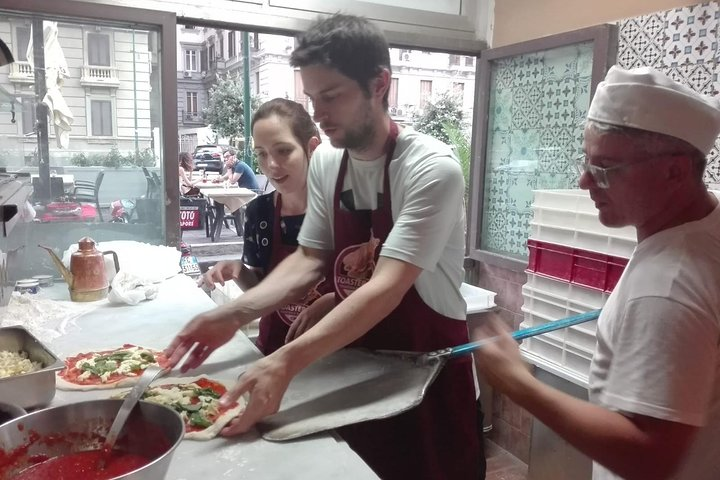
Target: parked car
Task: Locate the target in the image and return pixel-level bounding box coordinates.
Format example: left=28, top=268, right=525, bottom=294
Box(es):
left=192, top=145, right=228, bottom=172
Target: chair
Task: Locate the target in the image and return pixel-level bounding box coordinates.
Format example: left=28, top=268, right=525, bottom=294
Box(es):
left=151, top=171, right=163, bottom=197
left=32, top=176, right=65, bottom=200
left=141, top=167, right=159, bottom=199
left=73, top=170, right=104, bottom=221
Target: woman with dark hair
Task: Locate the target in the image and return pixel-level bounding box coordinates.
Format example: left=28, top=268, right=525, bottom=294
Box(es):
left=179, top=152, right=201, bottom=196
left=198, top=98, right=333, bottom=354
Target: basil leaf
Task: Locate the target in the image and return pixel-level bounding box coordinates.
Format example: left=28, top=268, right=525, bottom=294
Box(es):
left=194, top=387, right=221, bottom=399
left=189, top=412, right=212, bottom=428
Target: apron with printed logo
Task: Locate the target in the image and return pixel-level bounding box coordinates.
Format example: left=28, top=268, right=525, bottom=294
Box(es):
left=257, top=194, right=328, bottom=355
left=333, top=121, right=485, bottom=480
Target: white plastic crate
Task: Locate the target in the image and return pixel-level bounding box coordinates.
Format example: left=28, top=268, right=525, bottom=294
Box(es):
left=461, top=282, right=496, bottom=315
left=519, top=272, right=608, bottom=384
left=530, top=189, right=637, bottom=258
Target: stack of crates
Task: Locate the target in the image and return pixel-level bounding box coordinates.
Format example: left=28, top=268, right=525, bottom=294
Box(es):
left=520, top=189, right=637, bottom=386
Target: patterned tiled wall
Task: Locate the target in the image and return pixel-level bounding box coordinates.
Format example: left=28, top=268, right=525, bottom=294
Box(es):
left=480, top=42, right=594, bottom=258
left=617, top=1, right=720, bottom=184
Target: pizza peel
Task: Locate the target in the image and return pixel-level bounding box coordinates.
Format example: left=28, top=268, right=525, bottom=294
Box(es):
left=257, top=309, right=601, bottom=441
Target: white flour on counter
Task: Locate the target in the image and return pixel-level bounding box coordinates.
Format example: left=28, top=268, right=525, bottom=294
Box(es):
left=0, top=292, right=98, bottom=343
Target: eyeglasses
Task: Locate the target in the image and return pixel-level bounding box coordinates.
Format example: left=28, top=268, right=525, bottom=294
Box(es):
left=573, top=152, right=686, bottom=189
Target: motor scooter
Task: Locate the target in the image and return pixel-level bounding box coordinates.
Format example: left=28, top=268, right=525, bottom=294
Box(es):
left=109, top=199, right=136, bottom=223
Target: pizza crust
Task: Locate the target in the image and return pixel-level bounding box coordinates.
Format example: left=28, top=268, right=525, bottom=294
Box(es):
left=185, top=400, right=245, bottom=440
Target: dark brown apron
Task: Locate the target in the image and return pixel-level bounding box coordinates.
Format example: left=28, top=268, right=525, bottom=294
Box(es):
left=256, top=194, right=329, bottom=355
left=332, top=121, right=485, bottom=479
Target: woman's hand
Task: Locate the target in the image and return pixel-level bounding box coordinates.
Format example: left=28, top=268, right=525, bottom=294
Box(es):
left=197, top=261, right=243, bottom=290
left=164, top=306, right=244, bottom=372
left=285, top=293, right=336, bottom=343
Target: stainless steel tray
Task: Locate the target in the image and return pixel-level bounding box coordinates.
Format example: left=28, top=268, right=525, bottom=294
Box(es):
left=0, top=326, right=64, bottom=409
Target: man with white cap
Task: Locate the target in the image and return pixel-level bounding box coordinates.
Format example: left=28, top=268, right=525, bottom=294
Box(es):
left=471, top=65, right=720, bottom=480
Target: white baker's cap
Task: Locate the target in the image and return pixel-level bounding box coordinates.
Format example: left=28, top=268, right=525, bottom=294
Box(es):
left=587, top=65, right=720, bottom=155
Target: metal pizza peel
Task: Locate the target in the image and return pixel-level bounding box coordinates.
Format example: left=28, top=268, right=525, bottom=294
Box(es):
left=257, top=310, right=601, bottom=441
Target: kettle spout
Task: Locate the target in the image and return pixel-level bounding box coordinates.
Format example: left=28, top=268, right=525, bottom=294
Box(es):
left=38, top=245, right=73, bottom=286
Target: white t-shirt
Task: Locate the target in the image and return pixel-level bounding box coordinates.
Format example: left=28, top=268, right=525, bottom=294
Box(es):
left=589, top=202, right=720, bottom=480
left=298, top=126, right=468, bottom=320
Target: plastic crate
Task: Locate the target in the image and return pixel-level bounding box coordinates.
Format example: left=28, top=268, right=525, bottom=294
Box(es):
left=530, top=189, right=637, bottom=258
left=461, top=282, right=496, bottom=314
left=527, top=239, right=628, bottom=292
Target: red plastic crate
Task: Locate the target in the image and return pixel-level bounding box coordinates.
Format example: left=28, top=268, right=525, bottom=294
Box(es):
left=527, top=239, right=628, bottom=292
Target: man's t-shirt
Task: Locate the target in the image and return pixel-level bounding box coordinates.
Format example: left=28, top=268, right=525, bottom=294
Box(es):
left=233, top=161, right=260, bottom=190
left=298, top=126, right=467, bottom=320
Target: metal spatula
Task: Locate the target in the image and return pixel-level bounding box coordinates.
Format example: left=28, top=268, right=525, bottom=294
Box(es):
left=259, top=309, right=601, bottom=441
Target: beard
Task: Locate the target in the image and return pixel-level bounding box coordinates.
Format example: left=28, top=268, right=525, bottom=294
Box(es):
left=331, top=104, right=375, bottom=150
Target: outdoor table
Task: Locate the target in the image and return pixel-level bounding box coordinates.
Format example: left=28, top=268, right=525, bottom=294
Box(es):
left=43, top=275, right=378, bottom=480
left=198, top=185, right=257, bottom=242
left=31, top=173, right=75, bottom=193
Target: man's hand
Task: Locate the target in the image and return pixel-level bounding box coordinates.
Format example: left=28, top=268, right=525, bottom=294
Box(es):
left=469, top=312, right=534, bottom=397
left=164, top=307, right=243, bottom=372
left=197, top=261, right=242, bottom=290
left=285, top=293, right=336, bottom=343
left=218, top=354, right=294, bottom=436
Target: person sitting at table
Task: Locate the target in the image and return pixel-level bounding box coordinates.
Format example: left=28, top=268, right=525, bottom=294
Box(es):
left=179, top=152, right=201, bottom=196
left=213, top=147, right=260, bottom=191
left=199, top=98, right=335, bottom=354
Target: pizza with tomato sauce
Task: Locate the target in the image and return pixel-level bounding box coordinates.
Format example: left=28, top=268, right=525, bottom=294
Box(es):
left=117, top=376, right=245, bottom=440
left=57, top=344, right=170, bottom=391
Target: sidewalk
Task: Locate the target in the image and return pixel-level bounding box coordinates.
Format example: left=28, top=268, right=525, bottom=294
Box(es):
left=181, top=225, right=244, bottom=269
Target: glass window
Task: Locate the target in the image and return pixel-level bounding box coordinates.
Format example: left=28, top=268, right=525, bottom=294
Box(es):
left=21, top=97, right=36, bottom=136
left=465, top=56, right=474, bottom=67
left=420, top=80, right=432, bottom=108
left=478, top=42, right=594, bottom=259
left=294, top=69, right=308, bottom=109
left=228, top=31, right=236, bottom=57
left=16, top=26, right=30, bottom=61
left=184, top=49, right=197, bottom=71
left=208, top=44, right=215, bottom=65
left=87, top=33, right=111, bottom=66
left=0, top=10, right=168, bottom=281
left=90, top=99, right=113, bottom=136
left=389, top=78, right=398, bottom=108
left=186, top=91, right=198, bottom=115
left=452, top=81, right=464, bottom=101
left=449, top=54, right=460, bottom=66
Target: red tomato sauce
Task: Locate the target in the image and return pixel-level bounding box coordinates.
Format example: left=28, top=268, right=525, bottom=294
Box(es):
left=13, top=450, right=151, bottom=480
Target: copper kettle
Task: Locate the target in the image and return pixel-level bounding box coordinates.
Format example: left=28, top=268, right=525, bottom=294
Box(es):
left=39, top=237, right=120, bottom=302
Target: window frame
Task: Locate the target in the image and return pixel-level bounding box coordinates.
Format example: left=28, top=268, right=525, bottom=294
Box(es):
left=186, top=91, right=198, bottom=115
left=466, top=24, right=616, bottom=271
left=184, top=48, right=198, bottom=71
left=86, top=31, right=112, bottom=66
left=15, top=25, right=31, bottom=62
left=88, top=97, right=114, bottom=137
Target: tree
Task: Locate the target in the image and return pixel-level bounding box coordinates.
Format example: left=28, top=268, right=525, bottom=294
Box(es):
left=414, top=91, right=464, bottom=144
left=203, top=75, right=260, bottom=147
left=443, top=122, right=470, bottom=201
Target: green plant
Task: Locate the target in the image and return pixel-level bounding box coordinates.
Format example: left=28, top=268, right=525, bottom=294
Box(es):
left=414, top=92, right=464, bottom=145
left=69, top=152, right=91, bottom=167
left=204, top=74, right=260, bottom=146
left=102, top=145, right=124, bottom=168
left=443, top=121, right=471, bottom=201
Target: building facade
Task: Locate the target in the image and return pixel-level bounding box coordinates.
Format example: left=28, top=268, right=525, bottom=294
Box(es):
left=0, top=15, right=155, bottom=166
left=176, top=25, right=476, bottom=153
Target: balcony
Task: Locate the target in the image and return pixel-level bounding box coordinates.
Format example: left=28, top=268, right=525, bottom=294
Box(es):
left=8, top=61, right=34, bottom=84
left=183, top=111, right=204, bottom=125
left=80, top=65, right=120, bottom=88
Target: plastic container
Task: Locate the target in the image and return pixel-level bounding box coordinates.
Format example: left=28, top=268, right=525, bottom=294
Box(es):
left=527, top=239, right=628, bottom=292
left=530, top=189, right=637, bottom=258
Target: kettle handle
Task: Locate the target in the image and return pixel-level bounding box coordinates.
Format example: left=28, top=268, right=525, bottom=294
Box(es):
left=102, top=250, right=120, bottom=277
